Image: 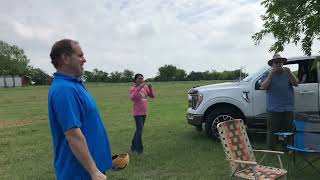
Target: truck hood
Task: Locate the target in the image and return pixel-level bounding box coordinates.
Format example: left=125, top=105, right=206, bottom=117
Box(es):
left=195, top=81, right=247, bottom=92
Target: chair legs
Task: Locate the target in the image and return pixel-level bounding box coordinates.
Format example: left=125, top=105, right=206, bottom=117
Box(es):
left=288, top=150, right=320, bottom=178
left=277, top=154, right=284, bottom=169
left=297, top=156, right=320, bottom=174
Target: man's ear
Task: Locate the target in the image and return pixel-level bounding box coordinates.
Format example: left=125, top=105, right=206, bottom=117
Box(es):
left=61, top=54, right=70, bottom=65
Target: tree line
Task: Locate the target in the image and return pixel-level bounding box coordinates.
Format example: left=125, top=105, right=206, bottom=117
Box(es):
left=84, top=65, right=247, bottom=83
left=0, top=40, right=247, bottom=85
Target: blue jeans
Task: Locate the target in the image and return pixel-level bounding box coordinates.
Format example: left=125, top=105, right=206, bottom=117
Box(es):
left=131, top=115, right=146, bottom=153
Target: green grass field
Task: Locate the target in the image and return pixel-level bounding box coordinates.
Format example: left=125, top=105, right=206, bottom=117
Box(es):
left=0, top=81, right=318, bottom=179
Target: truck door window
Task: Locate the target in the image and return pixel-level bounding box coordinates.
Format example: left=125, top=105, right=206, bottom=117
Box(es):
left=284, top=63, right=298, bottom=76
left=297, top=60, right=317, bottom=84
left=284, top=64, right=299, bottom=85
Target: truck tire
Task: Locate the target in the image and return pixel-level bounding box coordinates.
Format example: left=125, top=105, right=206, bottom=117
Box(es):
left=205, top=107, right=241, bottom=139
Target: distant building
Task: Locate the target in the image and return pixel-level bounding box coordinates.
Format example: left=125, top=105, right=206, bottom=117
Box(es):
left=0, top=76, right=31, bottom=88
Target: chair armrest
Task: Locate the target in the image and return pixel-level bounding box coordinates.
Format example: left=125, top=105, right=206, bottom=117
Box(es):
left=254, top=149, right=284, bottom=169
left=228, top=159, right=257, bottom=165
left=253, top=149, right=284, bottom=155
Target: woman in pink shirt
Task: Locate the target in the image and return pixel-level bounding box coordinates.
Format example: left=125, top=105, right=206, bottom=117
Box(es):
left=130, top=74, right=155, bottom=154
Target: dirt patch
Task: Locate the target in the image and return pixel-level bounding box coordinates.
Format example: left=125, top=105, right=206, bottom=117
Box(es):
left=0, top=120, right=33, bottom=128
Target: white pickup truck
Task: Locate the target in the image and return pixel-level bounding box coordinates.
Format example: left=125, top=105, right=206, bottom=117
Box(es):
left=187, top=56, right=320, bottom=139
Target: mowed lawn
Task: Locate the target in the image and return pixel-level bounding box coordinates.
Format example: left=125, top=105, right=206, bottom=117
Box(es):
left=0, top=81, right=318, bottom=180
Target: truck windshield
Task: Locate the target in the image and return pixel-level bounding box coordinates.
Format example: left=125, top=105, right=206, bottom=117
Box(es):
left=242, top=66, right=270, bottom=82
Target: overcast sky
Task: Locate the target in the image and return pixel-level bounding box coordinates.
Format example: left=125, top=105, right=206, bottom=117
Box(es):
left=1, top=0, right=320, bottom=78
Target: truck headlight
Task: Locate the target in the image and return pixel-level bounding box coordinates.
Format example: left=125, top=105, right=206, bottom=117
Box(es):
left=190, top=94, right=203, bottom=109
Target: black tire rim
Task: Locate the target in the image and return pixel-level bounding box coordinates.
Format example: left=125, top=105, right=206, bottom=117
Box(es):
left=212, top=115, right=234, bottom=138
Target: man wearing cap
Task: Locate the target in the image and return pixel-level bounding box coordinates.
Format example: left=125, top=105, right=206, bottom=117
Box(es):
left=260, top=54, right=298, bottom=150
left=48, top=39, right=112, bottom=180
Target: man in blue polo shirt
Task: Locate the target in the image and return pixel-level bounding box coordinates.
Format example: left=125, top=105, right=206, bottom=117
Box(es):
left=260, top=54, right=298, bottom=150
left=48, top=39, right=112, bottom=180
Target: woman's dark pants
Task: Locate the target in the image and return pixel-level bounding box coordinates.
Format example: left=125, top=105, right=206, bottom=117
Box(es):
left=267, top=111, right=293, bottom=150
left=131, top=115, right=146, bottom=154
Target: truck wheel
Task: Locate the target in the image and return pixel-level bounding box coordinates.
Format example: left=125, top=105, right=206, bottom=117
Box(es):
left=205, top=107, right=240, bottom=139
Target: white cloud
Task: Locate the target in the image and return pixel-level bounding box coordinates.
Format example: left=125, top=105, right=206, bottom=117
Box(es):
left=0, top=0, right=319, bottom=78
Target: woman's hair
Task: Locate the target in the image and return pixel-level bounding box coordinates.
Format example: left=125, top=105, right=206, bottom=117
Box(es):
left=133, top=73, right=143, bottom=83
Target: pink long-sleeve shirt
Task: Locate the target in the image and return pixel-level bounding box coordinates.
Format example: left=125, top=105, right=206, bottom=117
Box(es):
left=130, top=84, right=155, bottom=116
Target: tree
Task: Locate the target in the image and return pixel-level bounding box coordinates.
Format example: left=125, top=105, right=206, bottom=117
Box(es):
left=157, top=65, right=177, bottom=81
left=0, top=40, right=31, bottom=75
left=0, top=55, right=10, bottom=87
left=92, top=68, right=109, bottom=82
left=156, top=64, right=187, bottom=81
left=202, top=71, right=211, bottom=80
left=109, top=71, right=122, bottom=82
left=99, top=71, right=109, bottom=82
left=121, top=69, right=134, bottom=82
left=29, top=68, right=50, bottom=85
left=84, top=71, right=95, bottom=82
left=175, top=69, right=187, bottom=81
left=186, top=71, right=204, bottom=81
left=253, top=0, right=320, bottom=56
left=210, top=70, right=221, bottom=80
left=0, top=40, right=31, bottom=87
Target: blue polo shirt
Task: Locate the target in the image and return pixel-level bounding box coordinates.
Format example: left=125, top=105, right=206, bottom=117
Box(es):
left=261, top=71, right=294, bottom=112
left=48, top=72, right=112, bottom=180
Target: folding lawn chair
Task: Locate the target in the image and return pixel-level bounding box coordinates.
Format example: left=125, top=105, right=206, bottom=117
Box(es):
left=217, top=119, right=287, bottom=180
left=287, top=115, right=320, bottom=176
